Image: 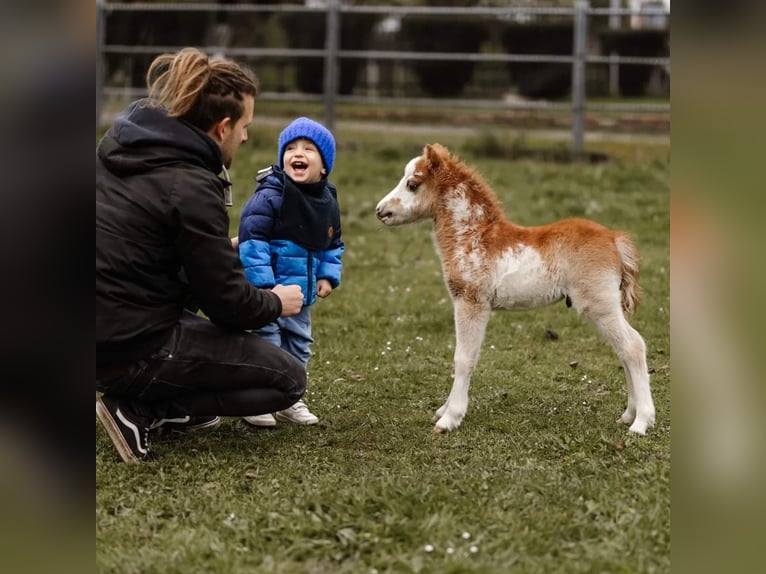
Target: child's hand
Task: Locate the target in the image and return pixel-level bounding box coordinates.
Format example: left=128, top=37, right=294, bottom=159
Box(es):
left=316, top=279, right=333, bottom=298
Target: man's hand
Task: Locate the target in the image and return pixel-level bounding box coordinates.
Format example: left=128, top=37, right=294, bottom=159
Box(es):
left=316, top=279, right=333, bottom=298
left=271, top=284, right=303, bottom=316
left=230, top=236, right=239, bottom=250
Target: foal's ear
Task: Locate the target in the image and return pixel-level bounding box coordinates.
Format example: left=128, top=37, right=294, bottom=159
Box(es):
left=423, top=143, right=448, bottom=171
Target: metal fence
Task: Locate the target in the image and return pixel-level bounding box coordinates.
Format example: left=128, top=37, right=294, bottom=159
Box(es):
left=96, top=1, right=670, bottom=153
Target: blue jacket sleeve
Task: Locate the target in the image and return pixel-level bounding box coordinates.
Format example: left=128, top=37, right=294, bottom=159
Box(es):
left=238, top=186, right=279, bottom=288
left=318, top=243, right=344, bottom=288
left=240, top=239, right=275, bottom=287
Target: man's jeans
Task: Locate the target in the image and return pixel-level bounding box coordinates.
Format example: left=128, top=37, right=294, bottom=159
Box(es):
left=96, top=311, right=306, bottom=420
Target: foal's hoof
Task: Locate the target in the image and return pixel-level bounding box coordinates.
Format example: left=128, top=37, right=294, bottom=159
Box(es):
left=626, top=407, right=655, bottom=435
left=433, top=425, right=447, bottom=434
left=628, top=419, right=651, bottom=435
left=618, top=408, right=636, bottom=425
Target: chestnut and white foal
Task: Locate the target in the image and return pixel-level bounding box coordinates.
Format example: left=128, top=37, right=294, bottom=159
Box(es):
left=375, top=144, right=655, bottom=435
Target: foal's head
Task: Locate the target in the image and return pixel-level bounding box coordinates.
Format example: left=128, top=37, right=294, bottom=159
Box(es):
left=375, top=143, right=455, bottom=226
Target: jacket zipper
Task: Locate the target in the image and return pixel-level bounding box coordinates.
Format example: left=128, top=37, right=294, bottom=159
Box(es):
left=306, top=251, right=314, bottom=303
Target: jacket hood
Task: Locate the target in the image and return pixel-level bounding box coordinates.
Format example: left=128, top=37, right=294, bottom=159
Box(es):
left=97, top=99, right=223, bottom=175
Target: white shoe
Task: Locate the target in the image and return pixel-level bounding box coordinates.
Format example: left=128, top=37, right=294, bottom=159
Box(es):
left=243, top=413, right=277, bottom=428
left=274, top=399, right=319, bottom=425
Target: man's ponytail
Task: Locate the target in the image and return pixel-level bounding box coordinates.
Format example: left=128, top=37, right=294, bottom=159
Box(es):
left=146, top=47, right=258, bottom=132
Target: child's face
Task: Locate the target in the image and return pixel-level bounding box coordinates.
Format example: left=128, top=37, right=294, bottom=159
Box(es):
left=282, top=138, right=325, bottom=184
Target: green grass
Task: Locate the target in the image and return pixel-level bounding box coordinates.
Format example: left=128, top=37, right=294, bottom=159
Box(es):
left=97, top=126, right=669, bottom=573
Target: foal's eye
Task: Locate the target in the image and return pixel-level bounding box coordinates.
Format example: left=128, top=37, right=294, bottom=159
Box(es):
left=407, top=180, right=419, bottom=192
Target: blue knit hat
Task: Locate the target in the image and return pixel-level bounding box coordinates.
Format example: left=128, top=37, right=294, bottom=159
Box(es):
left=278, top=117, right=336, bottom=175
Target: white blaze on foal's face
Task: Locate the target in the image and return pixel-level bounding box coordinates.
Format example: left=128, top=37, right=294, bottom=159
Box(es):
left=375, top=156, right=430, bottom=225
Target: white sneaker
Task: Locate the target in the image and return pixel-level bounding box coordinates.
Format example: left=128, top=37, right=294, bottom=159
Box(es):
left=274, top=399, right=319, bottom=425
left=243, top=413, right=277, bottom=428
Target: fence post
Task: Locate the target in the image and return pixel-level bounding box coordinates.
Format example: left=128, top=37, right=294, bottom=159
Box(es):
left=323, top=0, right=340, bottom=132
left=96, top=0, right=106, bottom=128
left=571, top=0, right=589, bottom=157
left=608, top=0, right=620, bottom=96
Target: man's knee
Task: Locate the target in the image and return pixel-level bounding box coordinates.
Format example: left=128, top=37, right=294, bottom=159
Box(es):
left=285, top=357, right=307, bottom=402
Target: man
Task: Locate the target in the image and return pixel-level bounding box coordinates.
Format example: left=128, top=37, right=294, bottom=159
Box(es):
left=96, top=48, right=306, bottom=463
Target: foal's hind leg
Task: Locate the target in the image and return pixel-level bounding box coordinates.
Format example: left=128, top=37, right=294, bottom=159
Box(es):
left=588, top=307, right=656, bottom=435
left=433, top=299, right=492, bottom=433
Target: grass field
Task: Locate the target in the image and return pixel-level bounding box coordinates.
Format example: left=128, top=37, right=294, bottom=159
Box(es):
left=96, top=125, right=669, bottom=573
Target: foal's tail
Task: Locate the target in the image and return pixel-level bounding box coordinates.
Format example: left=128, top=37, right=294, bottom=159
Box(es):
left=615, top=233, right=641, bottom=317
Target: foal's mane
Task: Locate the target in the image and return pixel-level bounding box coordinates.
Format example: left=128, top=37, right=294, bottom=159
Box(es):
left=433, top=145, right=506, bottom=223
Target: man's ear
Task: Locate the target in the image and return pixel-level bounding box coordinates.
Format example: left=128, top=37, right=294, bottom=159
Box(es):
left=208, top=117, right=231, bottom=144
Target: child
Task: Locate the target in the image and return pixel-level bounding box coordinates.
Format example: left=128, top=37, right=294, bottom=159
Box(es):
left=238, top=117, right=344, bottom=427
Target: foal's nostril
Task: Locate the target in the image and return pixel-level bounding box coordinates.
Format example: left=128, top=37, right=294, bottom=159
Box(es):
left=376, top=207, right=391, bottom=220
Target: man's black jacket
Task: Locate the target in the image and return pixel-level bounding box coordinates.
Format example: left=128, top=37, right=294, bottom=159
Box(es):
left=96, top=99, right=281, bottom=367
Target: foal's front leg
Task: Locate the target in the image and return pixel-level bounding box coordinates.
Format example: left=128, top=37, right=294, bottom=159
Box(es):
left=433, top=299, right=492, bottom=433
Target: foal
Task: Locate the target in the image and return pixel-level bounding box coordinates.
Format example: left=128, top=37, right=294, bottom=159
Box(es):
left=375, top=144, right=655, bottom=435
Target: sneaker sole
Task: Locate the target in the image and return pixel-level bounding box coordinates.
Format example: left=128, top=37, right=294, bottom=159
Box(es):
left=158, top=416, right=223, bottom=432
left=243, top=416, right=277, bottom=428
left=96, top=398, right=140, bottom=464
left=186, top=416, right=222, bottom=431
left=273, top=414, right=319, bottom=425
